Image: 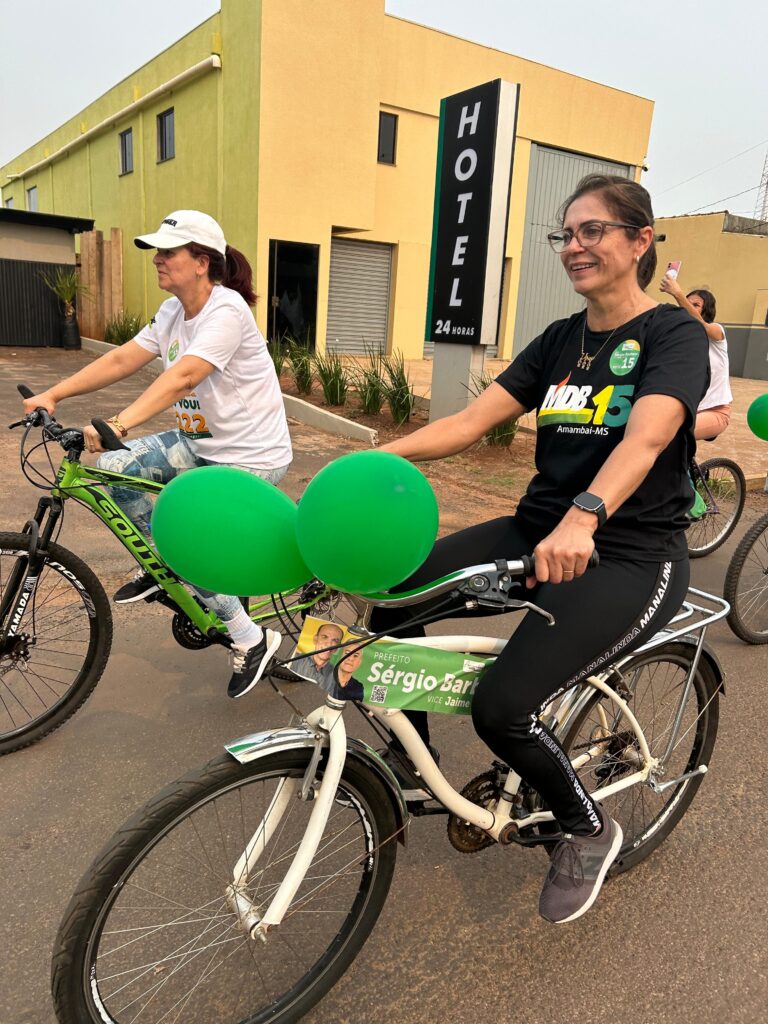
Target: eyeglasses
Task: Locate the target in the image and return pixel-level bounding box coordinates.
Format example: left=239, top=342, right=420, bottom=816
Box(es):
left=546, top=220, right=642, bottom=253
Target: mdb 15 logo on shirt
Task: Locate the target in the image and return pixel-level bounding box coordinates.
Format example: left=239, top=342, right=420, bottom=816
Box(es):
left=538, top=374, right=635, bottom=428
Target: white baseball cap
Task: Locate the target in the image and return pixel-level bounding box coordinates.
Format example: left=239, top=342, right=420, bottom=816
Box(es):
left=134, top=210, right=227, bottom=256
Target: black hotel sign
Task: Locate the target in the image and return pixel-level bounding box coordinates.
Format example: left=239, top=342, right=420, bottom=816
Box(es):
left=426, top=80, right=519, bottom=347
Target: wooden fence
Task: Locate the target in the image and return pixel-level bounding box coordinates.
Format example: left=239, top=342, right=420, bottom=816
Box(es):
left=78, top=228, right=123, bottom=340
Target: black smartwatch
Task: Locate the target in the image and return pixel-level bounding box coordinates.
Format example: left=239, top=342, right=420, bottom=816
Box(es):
left=572, top=491, right=607, bottom=529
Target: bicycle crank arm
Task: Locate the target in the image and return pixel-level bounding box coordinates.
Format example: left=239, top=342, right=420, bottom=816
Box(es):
left=648, top=764, right=707, bottom=793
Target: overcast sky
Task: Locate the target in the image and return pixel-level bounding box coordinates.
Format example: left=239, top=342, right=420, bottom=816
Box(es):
left=2, top=0, right=765, bottom=219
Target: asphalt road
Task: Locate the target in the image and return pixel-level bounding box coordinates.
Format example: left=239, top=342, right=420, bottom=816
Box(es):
left=1, top=351, right=767, bottom=1024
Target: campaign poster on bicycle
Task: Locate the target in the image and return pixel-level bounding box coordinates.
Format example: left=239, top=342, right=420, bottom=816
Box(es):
left=290, top=616, right=493, bottom=716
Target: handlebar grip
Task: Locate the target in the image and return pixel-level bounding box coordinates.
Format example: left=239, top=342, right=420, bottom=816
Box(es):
left=17, top=384, right=34, bottom=399
left=519, top=550, right=599, bottom=576
left=92, top=418, right=130, bottom=451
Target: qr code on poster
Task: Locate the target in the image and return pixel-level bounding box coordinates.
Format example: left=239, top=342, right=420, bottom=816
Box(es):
left=369, top=685, right=388, bottom=704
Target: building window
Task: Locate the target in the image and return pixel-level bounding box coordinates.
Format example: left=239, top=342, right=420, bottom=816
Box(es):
left=378, top=112, right=397, bottom=165
left=157, top=108, right=175, bottom=162
left=4, top=196, right=13, bottom=208
left=119, top=128, right=134, bottom=175
left=26, top=186, right=38, bottom=212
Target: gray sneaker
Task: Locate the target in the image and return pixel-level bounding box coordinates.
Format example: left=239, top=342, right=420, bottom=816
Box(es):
left=538, top=804, right=623, bottom=924
left=227, top=629, right=282, bottom=699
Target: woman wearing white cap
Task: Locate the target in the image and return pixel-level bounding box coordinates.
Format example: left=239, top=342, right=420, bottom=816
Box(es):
left=22, top=210, right=292, bottom=698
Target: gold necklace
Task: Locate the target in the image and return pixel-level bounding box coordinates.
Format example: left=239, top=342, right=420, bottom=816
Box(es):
left=577, top=316, right=621, bottom=371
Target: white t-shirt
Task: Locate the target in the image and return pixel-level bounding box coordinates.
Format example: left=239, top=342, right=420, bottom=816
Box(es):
left=135, top=285, right=292, bottom=470
left=699, top=324, right=733, bottom=410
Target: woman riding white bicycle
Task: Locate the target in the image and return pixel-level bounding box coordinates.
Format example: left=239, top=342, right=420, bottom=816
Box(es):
left=22, top=210, right=291, bottom=698
left=375, top=174, right=710, bottom=924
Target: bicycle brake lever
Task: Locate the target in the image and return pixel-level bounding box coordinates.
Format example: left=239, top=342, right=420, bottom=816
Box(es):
left=500, top=598, right=556, bottom=626
left=8, top=420, right=24, bottom=429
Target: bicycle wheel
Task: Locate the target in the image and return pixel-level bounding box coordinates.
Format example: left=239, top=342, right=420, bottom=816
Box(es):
left=52, top=749, right=398, bottom=1024
left=558, top=643, right=720, bottom=875
left=687, top=457, right=746, bottom=558
left=724, top=511, right=768, bottom=644
left=0, top=532, right=112, bottom=755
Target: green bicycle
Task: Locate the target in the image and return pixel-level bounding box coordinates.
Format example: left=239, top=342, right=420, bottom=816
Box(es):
left=0, top=384, right=331, bottom=755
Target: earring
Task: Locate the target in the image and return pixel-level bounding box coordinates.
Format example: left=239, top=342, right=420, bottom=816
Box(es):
left=635, top=256, right=640, bottom=264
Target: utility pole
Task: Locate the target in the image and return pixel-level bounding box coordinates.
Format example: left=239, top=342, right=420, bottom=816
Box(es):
left=754, top=148, right=768, bottom=221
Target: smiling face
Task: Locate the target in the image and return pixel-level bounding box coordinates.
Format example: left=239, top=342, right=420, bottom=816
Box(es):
left=152, top=246, right=208, bottom=297
left=559, top=193, right=650, bottom=302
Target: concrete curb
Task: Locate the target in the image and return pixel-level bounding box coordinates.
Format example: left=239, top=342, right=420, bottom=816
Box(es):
left=282, top=395, right=377, bottom=444
left=81, top=337, right=378, bottom=445
left=746, top=473, right=768, bottom=492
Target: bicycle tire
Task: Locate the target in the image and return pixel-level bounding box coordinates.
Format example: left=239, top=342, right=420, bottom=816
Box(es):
left=687, top=457, right=746, bottom=558
left=52, top=748, right=398, bottom=1024
left=558, top=643, right=720, bottom=876
left=724, top=510, right=768, bottom=644
left=0, top=532, right=112, bottom=755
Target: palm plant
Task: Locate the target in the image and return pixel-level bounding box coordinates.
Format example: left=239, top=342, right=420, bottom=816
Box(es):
left=349, top=344, right=387, bottom=415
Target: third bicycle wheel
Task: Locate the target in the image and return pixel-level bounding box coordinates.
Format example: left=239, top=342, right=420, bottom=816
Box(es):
left=724, top=511, right=768, bottom=644
left=687, top=457, right=746, bottom=558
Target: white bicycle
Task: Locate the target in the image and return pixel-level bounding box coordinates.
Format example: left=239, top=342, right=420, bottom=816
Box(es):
left=51, top=557, right=728, bottom=1024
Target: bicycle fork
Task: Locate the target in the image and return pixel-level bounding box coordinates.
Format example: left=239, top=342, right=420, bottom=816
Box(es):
left=0, top=499, right=63, bottom=649
left=225, top=700, right=349, bottom=942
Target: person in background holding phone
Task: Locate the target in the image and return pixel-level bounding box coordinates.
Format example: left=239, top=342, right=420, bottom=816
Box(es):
left=659, top=277, right=732, bottom=440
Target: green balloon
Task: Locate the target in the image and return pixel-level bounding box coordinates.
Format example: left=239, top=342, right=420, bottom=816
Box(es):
left=747, top=393, right=768, bottom=442
left=152, top=466, right=311, bottom=595
left=296, top=451, right=438, bottom=593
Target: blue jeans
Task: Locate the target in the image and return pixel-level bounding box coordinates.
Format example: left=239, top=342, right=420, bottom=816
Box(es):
left=97, top=430, right=290, bottom=622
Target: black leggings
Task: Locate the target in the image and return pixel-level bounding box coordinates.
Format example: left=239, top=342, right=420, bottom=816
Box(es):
left=370, top=516, right=689, bottom=836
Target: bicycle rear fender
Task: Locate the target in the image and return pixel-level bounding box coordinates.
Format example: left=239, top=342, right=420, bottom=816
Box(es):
left=224, top=725, right=409, bottom=845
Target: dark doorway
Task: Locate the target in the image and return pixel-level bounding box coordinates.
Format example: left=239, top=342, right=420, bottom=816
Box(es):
left=268, top=241, right=319, bottom=348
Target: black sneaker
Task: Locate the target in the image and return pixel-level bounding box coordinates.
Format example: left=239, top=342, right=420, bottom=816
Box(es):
left=113, top=569, right=161, bottom=604
left=538, top=803, right=623, bottom=924
left=227, top=629, right=282, bottom=699
left=378, top=744, right=440, bottom=802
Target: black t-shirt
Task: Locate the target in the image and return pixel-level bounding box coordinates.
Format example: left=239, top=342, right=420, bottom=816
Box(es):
left=495, top=305, right=710, bottom=561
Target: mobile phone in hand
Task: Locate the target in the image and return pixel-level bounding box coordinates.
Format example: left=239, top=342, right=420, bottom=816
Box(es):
left=665, top=260, right=682, bottom=280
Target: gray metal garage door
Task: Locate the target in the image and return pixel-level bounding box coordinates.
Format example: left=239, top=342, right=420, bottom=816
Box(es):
left=326, top=238, right=392, bottom=354
left=512, top=145, right=633, bottom=356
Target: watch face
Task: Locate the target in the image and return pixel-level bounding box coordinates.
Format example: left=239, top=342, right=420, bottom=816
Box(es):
left=576, top=493, right=602, bottom=512
left=574, top=493, right=605, bottom=518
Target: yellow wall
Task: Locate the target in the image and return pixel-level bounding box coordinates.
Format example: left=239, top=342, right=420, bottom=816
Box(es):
left=653, top=213, right=768, bottom=324
left=2, top=0, right=653, bottom=356
left=256, top=0, right=652, bottom=357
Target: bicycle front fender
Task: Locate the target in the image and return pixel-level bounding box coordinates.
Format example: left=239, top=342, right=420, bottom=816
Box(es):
left=225, top=726, right=409, bottom=845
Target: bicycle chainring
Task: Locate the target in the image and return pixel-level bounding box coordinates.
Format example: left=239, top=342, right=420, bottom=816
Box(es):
left=447, top=770, right=499, bottom=853
left=171, top=613, right=213, bottom=650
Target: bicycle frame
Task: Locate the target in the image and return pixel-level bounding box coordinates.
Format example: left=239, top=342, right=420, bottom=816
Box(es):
left=223, top=586, right=729, bottom=941
left=10, top=455, right=323, bottom=640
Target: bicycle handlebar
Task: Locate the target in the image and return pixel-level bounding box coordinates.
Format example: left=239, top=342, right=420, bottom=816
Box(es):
left=92, top=418, right=130, bottom=452
left=362, top=550, right=600, bottom=609
left=15, top=383, right=128, bottom=452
